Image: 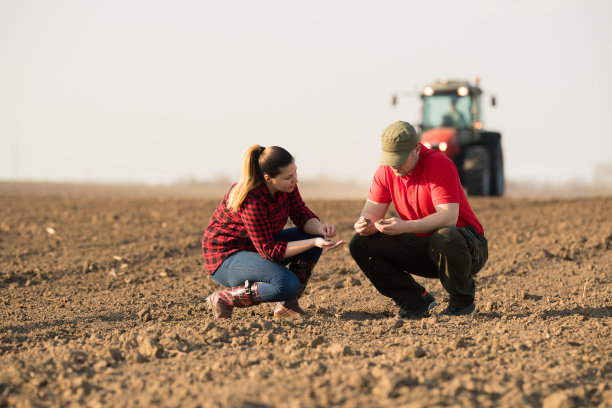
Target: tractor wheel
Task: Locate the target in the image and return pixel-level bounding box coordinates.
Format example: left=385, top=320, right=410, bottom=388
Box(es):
left=490, top=142, right=504, bottom=196
left=463, top=145, right=491, bottom=196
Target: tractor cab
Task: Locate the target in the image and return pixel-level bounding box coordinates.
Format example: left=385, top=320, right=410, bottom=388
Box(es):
left=420, top=79, right=487, bottom=150
left=422, top=90, right=473, bottom=131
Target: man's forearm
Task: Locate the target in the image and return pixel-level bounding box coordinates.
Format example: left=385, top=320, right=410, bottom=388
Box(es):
left=361, top=200, right=389, bottom=222
left=403, top=209, right=457, bottom=234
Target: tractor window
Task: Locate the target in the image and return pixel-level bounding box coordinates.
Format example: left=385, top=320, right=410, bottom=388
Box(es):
left=422, top=95, right=472, bottom=129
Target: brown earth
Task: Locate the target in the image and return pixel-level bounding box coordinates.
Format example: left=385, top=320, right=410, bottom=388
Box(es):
left=0, top=182, right=610, bottom=408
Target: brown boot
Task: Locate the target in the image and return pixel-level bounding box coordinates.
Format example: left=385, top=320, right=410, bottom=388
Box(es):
left=273, top=298, right=307, bottom=318
left=206, top=280, right=263, bottom=320
left=274, top=259, right=315, bottom=318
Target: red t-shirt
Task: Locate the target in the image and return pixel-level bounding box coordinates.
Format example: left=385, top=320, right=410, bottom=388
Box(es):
left=368, top=144, right=484, bottom=236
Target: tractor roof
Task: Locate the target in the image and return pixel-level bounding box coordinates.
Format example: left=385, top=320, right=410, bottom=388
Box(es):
left=421, top=79, right=482, bottom=96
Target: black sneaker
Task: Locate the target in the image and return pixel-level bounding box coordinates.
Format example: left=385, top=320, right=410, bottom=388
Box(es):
left=440, top=303, right=476, bottom=317
left=398, top=290, right=438, bottom=318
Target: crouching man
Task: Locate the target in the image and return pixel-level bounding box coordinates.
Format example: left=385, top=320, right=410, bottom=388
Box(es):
left=349, top=121, right=488, bottom=318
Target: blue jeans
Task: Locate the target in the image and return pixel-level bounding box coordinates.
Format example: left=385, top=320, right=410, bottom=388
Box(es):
left=210, top=227, right=323, bottom=302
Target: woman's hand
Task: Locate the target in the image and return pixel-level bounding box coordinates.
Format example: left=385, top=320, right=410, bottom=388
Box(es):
left=354, top=216, right=378, bottom=236
left=314, top=237, right=346, bottom=251
left=320, top=222, right=337, bottom=239
left=304, top=218, right=337, bottom=239
left=373, top=217, right=408, bottom=235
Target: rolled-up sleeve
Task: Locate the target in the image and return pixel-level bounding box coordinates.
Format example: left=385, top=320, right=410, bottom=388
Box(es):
left=240, top=196, right=288, bottom=261
left=288, top=186, right=318, bottom=230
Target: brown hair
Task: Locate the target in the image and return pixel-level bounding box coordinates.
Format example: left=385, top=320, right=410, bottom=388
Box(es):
left=226, top=145, right=294, bottom=211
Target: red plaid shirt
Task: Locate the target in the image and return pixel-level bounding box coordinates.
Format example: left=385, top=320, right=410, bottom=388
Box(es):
left=202, top=184, right=318, bottom=275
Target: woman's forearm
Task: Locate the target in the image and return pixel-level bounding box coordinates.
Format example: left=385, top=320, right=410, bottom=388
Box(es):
left=302, top=218, right=323, bottom=236
left=283, top=238, right=318, bottom=259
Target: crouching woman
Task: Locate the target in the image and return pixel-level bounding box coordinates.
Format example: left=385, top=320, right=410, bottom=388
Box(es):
left=202, top=145, right=345, bottom=319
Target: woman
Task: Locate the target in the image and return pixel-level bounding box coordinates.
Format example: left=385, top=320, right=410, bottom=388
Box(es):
left=202, top=145, right=345, bottom=319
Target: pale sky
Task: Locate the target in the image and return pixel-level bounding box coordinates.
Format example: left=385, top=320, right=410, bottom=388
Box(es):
left=1, top=0, right=611, bottom=186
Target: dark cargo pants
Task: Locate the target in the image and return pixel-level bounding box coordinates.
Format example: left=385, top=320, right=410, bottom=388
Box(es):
left=349, top=226, right=488, bottom=309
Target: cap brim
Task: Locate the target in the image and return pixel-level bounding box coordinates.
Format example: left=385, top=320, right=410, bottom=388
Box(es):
left=380, top=151, right=410, bottom=167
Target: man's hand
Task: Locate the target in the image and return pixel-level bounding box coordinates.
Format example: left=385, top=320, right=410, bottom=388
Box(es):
left=354, top=201, right=390, bottom=236
left=373, top=217, right=408, bottom=235
left=354, top=216, right=378, bottom=236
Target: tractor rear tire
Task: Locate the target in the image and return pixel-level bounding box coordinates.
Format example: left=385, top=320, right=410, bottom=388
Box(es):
left=463, top=145, right=491, bottom=196
left=490, top=142, right=504, bottom=196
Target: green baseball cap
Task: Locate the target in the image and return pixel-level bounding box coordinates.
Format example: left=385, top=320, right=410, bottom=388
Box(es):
left=380, top=121, right=418, bottom=166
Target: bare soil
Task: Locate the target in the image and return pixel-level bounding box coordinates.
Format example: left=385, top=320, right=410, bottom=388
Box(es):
left=0, top=182, right=610, bottom=408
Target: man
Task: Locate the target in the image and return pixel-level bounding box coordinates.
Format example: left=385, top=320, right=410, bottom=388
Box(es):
left=442, top=97, right=467, bottom=127
left=349, top=121, right=488, bottom=318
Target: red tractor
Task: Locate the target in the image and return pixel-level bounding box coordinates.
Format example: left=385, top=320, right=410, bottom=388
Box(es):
left=393, top=78, right=504, bottom=196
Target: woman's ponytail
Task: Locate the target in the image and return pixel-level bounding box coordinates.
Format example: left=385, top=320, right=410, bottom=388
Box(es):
left=227, top=145, right=265, bottom=211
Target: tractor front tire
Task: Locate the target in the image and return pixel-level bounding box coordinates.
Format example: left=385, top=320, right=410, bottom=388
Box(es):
left=463, top=145, right=491, bottom=196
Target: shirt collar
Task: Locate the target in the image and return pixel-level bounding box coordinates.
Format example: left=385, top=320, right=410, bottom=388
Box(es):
left=255, top=183, right=281, bottom=202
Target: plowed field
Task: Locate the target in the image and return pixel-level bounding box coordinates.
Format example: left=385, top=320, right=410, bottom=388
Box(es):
left=1, top=183, right=610, bottom=407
